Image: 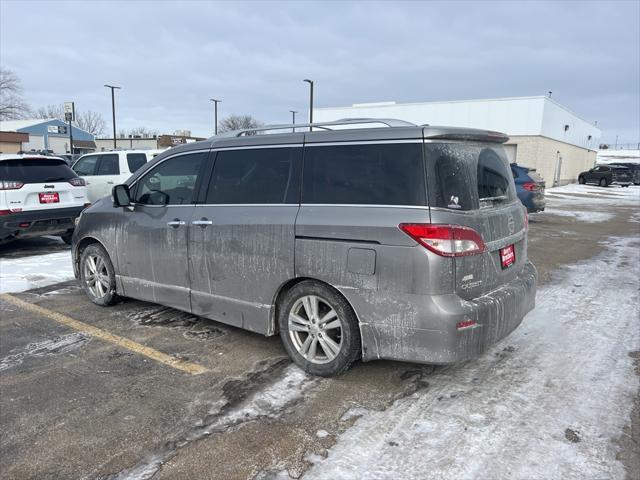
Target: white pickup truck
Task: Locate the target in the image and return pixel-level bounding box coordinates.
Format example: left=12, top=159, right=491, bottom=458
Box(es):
left=71, top=150, right=165, bottom=203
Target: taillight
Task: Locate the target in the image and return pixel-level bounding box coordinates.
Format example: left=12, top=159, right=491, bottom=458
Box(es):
left=399, top=223, right=486, bottom=257
left=522, top=182, right=538, bottom=192
left=0, top=180, right=24, bottom=190
left=0, top=210, right=11, bottom=216
left=68, top=178, right=86, bottom=187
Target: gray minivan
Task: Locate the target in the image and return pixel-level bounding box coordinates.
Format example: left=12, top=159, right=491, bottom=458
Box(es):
left=72, top=119, right=537, bottom=377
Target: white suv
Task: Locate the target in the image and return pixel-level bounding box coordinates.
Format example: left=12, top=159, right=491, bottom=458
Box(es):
left=72, top=150, right=161, bottom=202
left=0, top=154, right=89, bottom=244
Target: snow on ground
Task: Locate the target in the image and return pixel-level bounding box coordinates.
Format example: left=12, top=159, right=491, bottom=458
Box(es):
left=0, top=251, right=74, bottom=293
left=541, top=208, right=614, bottom=223
left=597, top=149, right=639, bottom=164
left=546, top=183, right=640, bottom=200
left=303, top=236, right=640, bottom=480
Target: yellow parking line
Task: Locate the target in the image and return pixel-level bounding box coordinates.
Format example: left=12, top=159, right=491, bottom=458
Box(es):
left=0, top=293, right=209, bottom=375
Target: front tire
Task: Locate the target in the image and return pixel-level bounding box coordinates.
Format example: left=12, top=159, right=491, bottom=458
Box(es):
left=80, top=243, right=120, bottom=306
left=278, top=281, right=361, bottom=377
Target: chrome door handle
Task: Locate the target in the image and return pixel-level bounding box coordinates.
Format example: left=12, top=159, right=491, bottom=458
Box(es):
left=192, top=218, right=213, bottom=227
left=167, top=219, right=186, bottom=228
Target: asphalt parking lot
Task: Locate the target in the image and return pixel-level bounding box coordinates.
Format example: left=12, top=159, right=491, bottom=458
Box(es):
left=1, top=186, right=639, bottom=480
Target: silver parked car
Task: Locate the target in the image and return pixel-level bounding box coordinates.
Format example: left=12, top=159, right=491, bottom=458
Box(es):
left=72, top=119, right=537, bottom=377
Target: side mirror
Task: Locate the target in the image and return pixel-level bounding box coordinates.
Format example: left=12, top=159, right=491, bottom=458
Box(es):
left=112, top=184, right=131, bottom=207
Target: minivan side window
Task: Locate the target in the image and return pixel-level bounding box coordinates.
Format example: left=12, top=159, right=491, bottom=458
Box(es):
left=73, top=155, right=99, bottom=176
left=133, top=152, right=205, bottom=206
left=302, top=143, right=425, bottom=206
left=206, top=147, right=301, bottom=204
left=96, top=154, right=120, bottom=175
left=127, top=153, right=147, bottom=173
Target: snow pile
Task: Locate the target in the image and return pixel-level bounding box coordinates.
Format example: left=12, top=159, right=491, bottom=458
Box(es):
left=0, top=251, right=74, bottom=293
left=303, top=237, right=640, bottom=480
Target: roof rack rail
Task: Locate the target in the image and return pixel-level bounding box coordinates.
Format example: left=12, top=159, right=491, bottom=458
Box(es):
left=215, top=117, right=417, bottom=138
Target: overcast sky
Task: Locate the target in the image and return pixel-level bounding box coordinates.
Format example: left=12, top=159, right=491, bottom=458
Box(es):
left=1, top=0, right=638, bottom=144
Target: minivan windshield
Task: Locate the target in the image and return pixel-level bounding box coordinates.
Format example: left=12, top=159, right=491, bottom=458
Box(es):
left=0, top=158, right=78, bottom=183
left=426, top=143, right=516, bottom=210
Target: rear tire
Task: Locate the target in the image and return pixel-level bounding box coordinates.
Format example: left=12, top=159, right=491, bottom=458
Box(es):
left=278, top=281, right=361, bottom=377
left=578, top=176, right=586, bottom=184
left=79, top=243, right=120, bottom=306
left=599, top=178, right=608, bottom=187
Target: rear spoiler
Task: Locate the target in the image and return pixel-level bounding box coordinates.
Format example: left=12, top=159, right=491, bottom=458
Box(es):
left=424, top=131, right=509, bottom=144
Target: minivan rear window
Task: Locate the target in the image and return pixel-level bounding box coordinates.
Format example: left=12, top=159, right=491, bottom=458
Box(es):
left=0, top=158, right=78, bottom=183
left=302, top=143, right=425, bottom=206
left=426, top=143, right=516, bottom=211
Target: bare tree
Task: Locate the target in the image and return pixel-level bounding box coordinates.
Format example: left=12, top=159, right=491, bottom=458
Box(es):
left=76, top=110, right=106, bottom=136
left=0, top=68, right=30, bottom=120
left=33, top=104, right=106, bottom=135
left=218, top=114, right=263, bottom=134
left=33, top=104, right=64, bottom=120
left=117, top=126, right=159, bottom=137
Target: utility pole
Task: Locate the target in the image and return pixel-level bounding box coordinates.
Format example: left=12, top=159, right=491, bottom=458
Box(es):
left=210, top=99, right=222, bottom=135
left=104, top=84, right=121, bottom=150
left=290, top=110, right=297, bottom=133
left=304, top=79, right=314, bottom=131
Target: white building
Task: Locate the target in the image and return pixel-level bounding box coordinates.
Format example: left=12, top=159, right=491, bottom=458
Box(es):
left=314, top=96, right=602, bottom=185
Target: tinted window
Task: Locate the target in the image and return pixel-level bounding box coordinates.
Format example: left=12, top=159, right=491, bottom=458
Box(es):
left=0, top=158, right=78, bottom=183
left=206, top=147, right=301, bottom=204
left=426, top=143, right=516, bottom=211
left=134, top=152, right=205, bottom=205
left=477, top=149, right=512, bottom=201
left=73, top=155, right=99, bottom=176
left=302, top=143, right=425, bottom=205
left=127, top=153, right=147, bottom=173
left=96, top=154, right=120, bottom=175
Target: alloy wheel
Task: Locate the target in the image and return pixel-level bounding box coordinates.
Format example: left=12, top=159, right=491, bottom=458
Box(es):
left=288, top=295, right=343, bottom=364
left=83, top=254, right=110, bottom=299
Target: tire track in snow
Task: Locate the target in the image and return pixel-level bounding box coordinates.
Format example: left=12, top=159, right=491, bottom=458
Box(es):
left=302, top=237, right=640, bottom=480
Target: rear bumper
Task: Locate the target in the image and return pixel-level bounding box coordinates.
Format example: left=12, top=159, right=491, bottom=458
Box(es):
left=0, top=206, right=84, bottom=240
left=518, top=191, right=546, bottom=213
left=357, top=261, right=537, bottom=364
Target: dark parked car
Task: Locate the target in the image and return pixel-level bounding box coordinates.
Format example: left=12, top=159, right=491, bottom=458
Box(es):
left=510, top=163, right=545, bottom=213
left=578, top=165, right=632, bottom=187
left=609, top=162, right=640, bottom=185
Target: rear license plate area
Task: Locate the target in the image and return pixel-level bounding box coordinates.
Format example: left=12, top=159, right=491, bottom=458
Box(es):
left=39, top=192, right=60, bottom=204
left=500, top=244, right=516, bottom=269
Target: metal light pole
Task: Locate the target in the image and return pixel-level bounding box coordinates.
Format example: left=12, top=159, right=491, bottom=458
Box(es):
left=303, top=79, right=314, bottom=131
left=104, top=84, right=121, bottom=150
left=210, top=99, right=221, bottom=135
left=290, top=110, right=297, bottom=133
